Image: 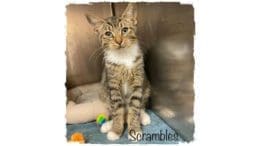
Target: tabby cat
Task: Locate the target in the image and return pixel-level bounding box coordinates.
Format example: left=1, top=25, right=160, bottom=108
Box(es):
left=86, top=3, right=151, bottom=141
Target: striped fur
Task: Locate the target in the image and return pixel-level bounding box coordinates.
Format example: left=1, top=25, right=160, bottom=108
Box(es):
left=86, top=3, right=150, bottom=140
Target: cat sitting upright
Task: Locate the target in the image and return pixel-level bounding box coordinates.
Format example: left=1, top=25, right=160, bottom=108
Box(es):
left=86, top=3, right=151, bottom=141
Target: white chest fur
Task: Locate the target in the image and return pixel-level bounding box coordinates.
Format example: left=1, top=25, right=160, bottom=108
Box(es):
left=122, top=82, right=128, bottom=96
left=104, top=43, right=140, bottom=68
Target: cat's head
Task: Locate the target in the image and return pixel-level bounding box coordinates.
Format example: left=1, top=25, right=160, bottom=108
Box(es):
left=86, top=3, right=138, bottom=50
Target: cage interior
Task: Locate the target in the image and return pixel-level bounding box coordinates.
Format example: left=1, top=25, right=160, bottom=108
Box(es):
left=66, top=3, right=195, bottom=142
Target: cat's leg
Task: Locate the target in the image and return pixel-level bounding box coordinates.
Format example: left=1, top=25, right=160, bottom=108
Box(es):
left=107, top=107, right=125, bottom=141
left=140, top=83, right=151, bottom=126
left=140, top=109, right=151, bottom=125
left=106, top=79, right=125, bottom=141
left=101, top=120, right=113, bottom=133
left=127, top=87, right=143, bottom=141
left=101, top=114, right=151, bottom=133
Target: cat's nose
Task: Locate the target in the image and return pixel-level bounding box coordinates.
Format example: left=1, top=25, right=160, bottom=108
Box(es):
left=115, top=36, right=122, bottom=45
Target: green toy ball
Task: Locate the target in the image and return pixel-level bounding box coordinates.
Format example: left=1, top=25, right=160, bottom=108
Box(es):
left=96, top=114, right=107, bottom=126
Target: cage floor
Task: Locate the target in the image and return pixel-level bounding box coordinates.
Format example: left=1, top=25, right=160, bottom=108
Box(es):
left=66, top=110, right=183, bottom=144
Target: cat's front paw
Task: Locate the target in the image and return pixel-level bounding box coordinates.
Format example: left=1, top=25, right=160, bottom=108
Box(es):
left=100, top=120, right=113, bottom=133
left=107, top=131, right=120, bottom=141
left=141, top=111, right=151, bottom=125
left=128, top=129, right=142, bottom=142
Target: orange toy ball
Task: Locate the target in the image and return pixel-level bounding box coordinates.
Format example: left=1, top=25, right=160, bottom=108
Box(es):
left=69, top=132, right=86, bottom=144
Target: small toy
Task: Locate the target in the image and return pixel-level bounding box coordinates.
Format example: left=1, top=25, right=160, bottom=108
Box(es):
left=66, top=83, right=110, bottom=124
left=69, top=132, right=86, bottom=144
left=96, top=114, right=107, bottom=126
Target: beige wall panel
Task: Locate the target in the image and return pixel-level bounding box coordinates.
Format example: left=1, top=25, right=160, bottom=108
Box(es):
left=66, top=4, right=112, bottom=88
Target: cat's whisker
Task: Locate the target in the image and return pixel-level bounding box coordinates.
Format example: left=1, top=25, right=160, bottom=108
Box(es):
left=89, top=49, right=103, bottom=63
left=93, top=49, right=105, bottom=63
left=89, top=49, right=99, bottom=62
left=86, top=4, right=151, bottom=141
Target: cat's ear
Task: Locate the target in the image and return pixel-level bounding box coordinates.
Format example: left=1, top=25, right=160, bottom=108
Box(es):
left=121, top=3, right=137, bottom=25
left=85, top=14, right=105, bottom=33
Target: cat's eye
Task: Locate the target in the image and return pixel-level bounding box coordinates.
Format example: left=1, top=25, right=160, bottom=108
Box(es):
left=121, top=27, right=128, bottom=33
left=105, top=31, right=112, bottom=37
